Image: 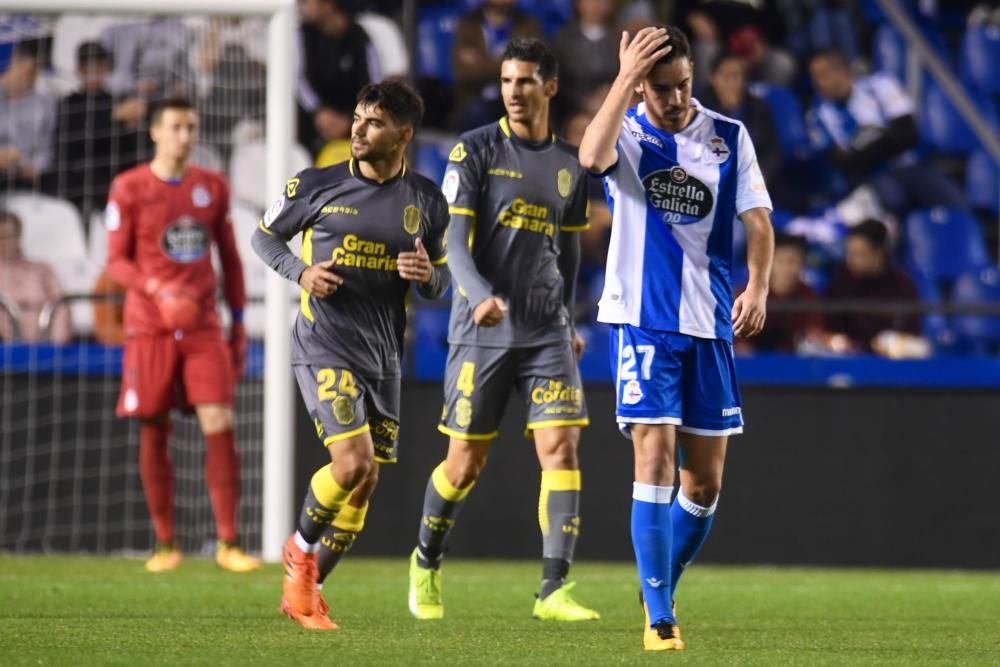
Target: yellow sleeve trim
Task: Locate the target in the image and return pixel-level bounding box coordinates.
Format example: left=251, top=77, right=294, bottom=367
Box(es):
left=431, top=254, right=448, bottom=266
left=525, top=418, right=590, bottom=430
left=322, top=423, right=371, bottom=446
left=448, top=206, right=476, bottom=217
left=257, top=221, right=273, bottom=235
left=437, top=424, right=499, bottom=441
left=560, top=224, right=591, bottom=232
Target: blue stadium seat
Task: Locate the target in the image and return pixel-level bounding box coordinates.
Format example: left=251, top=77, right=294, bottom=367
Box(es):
left=749, top=84, right=811, bottom=157
left=413, top=138, right=450, bottom=185
left=920, top=81, right=999, bottom=154
left=966, top=149, right=1000, bottom=213
left=417, top=8, right=460, bottom=83
left=952, top=267, right=1000, bottom=351
left=908, top=268, right=956, bottom=350
left=873, top=24, right=906, bottom=82
left=411, top=305, right=451, bottom=379
left=904, top=207, right=990, bottom=283
left=961, top=26, right=1000, bottom=94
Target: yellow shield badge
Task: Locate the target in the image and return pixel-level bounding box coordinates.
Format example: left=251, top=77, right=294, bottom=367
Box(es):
left=557, top=168, right=572, bottom=198
left=403, top=204, right=421, bottom=235
left=332, top=395, right=355, bottom=425
left=455, top=398, right=472, bottom=428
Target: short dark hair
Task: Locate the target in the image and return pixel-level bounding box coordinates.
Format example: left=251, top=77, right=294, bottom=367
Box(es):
left=847, top=219, right=889, bottom=250
left=149, top=97, right=196, bottom=126
left=710, top=50, right=742, bottom=75
left=77, top=41, right=112, bottom=68
left=0, top=209, right=22, bottom=236
left=809, top=48, right=848, bottom=69
left=356, top=78, right=425, bottom=130
left=12, top=38, right=46, bottom=64
left=774, top=232, right=807, bottom=252
left=501, top=37, right=559, bottom=81
left=653, top=25, right=692, bottom=68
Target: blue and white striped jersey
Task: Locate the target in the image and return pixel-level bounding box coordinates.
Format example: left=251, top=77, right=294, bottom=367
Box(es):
left=597, top=99, right=772, bottom=341
left=807, top=73, right=915, bottom=162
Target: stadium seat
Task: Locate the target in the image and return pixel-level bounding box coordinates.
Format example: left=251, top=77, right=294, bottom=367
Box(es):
left=358, top=12, right=409, bottom=78
left=50, top=14, right=129, bottom=88
left=908, top=268, right=955, bottom=351
left=413, top=135, right=452, bottom=184
left=904, top=207, right=990, bottom=283
left=966, top=149, right=1000, bottom=213
left=748, top=84, right=811, bottom=157
left=920, top=81, right=999, bottom=154
left=229, top=142, right=311, bottom=210
left=873, top=24, right=906, bottom=82
left=961, top=25, right=1000, bottom=94
left=952, top=267, right=1000, bottom=351
left=4, top=192, right=99, bottom=336
left=416, top=8, right=459, bottom=83
left=190, top=144, right=224, bottom=173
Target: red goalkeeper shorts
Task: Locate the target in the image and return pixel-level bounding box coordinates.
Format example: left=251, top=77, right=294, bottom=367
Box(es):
left=117, top=328, right=234, bottom=418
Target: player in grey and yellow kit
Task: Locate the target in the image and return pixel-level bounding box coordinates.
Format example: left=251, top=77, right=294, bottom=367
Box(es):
left=253, top=80, right=449, bottom=630
left=407, top=39, right=599, bottom=622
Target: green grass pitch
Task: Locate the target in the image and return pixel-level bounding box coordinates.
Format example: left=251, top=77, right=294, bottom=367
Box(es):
left=1, top=556, right=999, bottom=665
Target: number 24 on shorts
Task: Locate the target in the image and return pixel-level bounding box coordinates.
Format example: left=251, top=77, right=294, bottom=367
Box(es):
left=619, top=344, right=655, bottom=380
left=316, top=368, right=360, bottom=401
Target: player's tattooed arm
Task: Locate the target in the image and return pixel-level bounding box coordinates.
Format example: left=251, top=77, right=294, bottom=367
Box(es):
left=733, top=207, right=774, bottom=338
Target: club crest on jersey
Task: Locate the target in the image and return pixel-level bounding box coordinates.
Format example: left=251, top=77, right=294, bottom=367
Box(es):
left=161, top=216, right=210, bottom=262
left=191, top=184, right=212, bottom=208
left=557, top=168, right=572, bottom=198
left=643, top=166, right=714, bottom=225
left=286, top=177, right=300, bottom=198
left=622, top=379, right=644, bottom=405
left=705, top=136, right=731, bottom=163
left=403, top=204, right=421, bottom=235
left=448, top=142, right=467, bottom=162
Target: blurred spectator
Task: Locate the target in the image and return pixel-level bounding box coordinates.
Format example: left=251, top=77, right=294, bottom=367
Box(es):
left=100, top=17, right=196, bottom=127
left=194, top=18, right=267, bottom=159
left=0, top=40, right=56, bottom=190
left=297, top=0, right=380, bottom=154
left=561, top=110, right=612, bottom=278
left=807, top=50, right=967, bottom=217
left=728, top=25, right=796, bottom=87
left=552, top=0, right=621, bottom=120
left=825, top=220, right=921, bottom=352
left=53, top=42, right=141, bottom=217
left=701, top=52, right=781, bottom=187
left=452, top=0, right=541, bottom=130
left=0, top=209, right=71, bottom=343
left=777, top=0, right=859, bottom=62
left=737, top=233, right=827, bottom=354
left=92, top=268, right=126, bottom=345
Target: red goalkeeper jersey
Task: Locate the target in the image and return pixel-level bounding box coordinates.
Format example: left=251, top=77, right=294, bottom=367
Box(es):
left=106, top=163, right=246, bottom=336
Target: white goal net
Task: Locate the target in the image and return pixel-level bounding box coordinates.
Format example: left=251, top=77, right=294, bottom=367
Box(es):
left=0, top=4, right=296, bottom=556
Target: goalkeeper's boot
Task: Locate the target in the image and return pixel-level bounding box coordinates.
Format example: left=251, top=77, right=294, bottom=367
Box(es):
left=280, top=592, right=339, bottom=630
left=640, top=593, right=684, bottom=651
left=281, top=534, right=334, bottom=629
left=408, top=548, right=443, bottom=619
left=532, top=582, right=600, bottom=621
left=216, top=542, right=261, bottom=573
left=145, top=543, right=182, bottom=573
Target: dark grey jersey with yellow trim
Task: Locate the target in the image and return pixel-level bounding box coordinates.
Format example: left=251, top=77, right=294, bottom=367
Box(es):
left=443, top=117, right=590, bottom=348
left=252, top=159, right=449, bottom=377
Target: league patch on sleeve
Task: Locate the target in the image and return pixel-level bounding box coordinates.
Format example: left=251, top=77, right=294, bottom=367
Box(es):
left=442, top=169, right=460, bottom=204
left=105, top=202, right=121, bottom=231
left=263, top=196, right=286, bottom=227
left=750, top=159, right=767, bottom=192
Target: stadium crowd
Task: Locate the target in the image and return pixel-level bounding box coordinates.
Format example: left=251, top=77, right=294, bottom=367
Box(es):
left=0, top=0, right=998, bottom=357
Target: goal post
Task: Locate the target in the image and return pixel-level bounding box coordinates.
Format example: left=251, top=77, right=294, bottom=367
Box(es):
left=2, top=0, right=297, bottom=561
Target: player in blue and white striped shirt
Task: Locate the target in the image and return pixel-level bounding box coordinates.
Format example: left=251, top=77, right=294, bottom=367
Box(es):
left=579, top=25, right=774, bottom=651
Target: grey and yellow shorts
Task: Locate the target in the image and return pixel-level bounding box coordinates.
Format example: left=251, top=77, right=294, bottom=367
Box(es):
left=294, top=364, right=401, bottom=463
left=439, top=342, right=589, bottom=440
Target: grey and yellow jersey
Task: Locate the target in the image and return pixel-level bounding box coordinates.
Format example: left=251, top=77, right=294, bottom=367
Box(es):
left=443, top=117, right=590, bottom=349
left=252, top=159, right=449, bottom=377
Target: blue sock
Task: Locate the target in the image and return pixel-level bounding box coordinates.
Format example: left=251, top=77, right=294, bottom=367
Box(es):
left=631, top=482, right=674, bottom=626
left=670, top=489, right=717, bottom=602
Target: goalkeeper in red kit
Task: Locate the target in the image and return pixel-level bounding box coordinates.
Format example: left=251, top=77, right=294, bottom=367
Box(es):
left=106, top=97, right=259, bottom=573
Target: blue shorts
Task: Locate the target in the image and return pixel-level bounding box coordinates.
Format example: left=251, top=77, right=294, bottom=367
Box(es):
left=609, top=325, right=744, bottom=437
